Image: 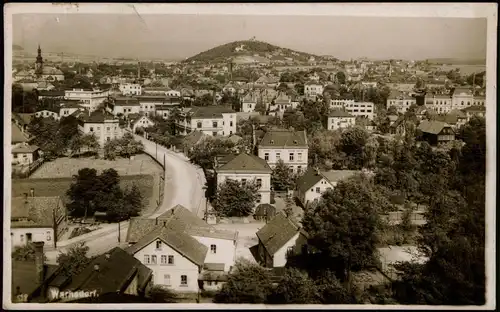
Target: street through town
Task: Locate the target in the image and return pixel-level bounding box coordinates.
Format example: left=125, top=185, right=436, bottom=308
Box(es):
left=45, top=134, right=206, bottom=263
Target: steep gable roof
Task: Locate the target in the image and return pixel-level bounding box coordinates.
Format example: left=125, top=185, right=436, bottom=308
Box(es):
left=11, top=196, right=63, bottom=228
left=11, top=122, right=29, bottom=144
left=217, top=153, right=272, bottom=173
left=296, top=168, right=325, bottom=193
left=256, top=212, right=302, bottom=255
left=259, top=129, right=308, bottom=148
left=126, top=226, right=208, bottom=267
left=64, top=247, right=152, bottom=294
left=185, top=106, right=235, bottom=119
left=418, top=120, right=449, bottom=135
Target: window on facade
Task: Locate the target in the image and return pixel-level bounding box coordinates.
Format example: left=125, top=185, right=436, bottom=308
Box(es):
left=168, top=255, right=174, bottom=264
left=197, top=122, right=202, bottom=128
left=107, top=127, right=110, bottom=131
left=297, top=153, right=302, bottom=161
left=230, top=121, right=233, bottom=127
left=297, top=166, right=302, bottom=173
left=276, top=153, right=281, bottom=160
left=90, top=127, right=94, bottom=132
left=264, top=153, right=269, bottom=161
left=241, top=179, right=247, bottom=185
left=256, top=179, right=262, bottom=188
left=144, top=255, right=150, bottom=264
left=289, top=153, right=294, bottom=161
left=210, top=244, right=217, bottom=254
left=212, top=121, right=218, bottom=128
left=181, top=275, right=188, bottom=285
left=107, top=137, right=111, bottom=142
left=161, top=255, right=167, bottom=264
left=461, top=101, right=464, bottom=105
left=20, top=234, right=24, bottom=242
left=156, top=240, right=162, bottom=249
left=467, top=102, right=470, bottom=106
left=256, top=194, right=262, bottom=203
left=212, top=132, right=217, bottom=136
left=46, top=231, right=51, bottom=241
left=151, top=255, right=157, bottom=264
left=316, top=187, right=321, bottom=193
left=164, top=274, right=171, bottom=286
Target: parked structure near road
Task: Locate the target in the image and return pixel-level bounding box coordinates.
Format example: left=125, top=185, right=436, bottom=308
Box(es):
left=258, top=129, right=308, bottom=173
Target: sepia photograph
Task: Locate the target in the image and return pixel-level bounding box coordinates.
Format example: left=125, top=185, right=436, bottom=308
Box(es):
left=3, top=3, right=497, bottom=309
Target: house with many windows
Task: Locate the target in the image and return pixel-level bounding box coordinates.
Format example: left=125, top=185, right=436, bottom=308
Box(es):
left=119, top=83, right=142, bottom=96
left=327, top=110, right=356, bottom=130
left=241, top=92, right=258, bottom=113
left=257, top=129, right=308, bottom=173
left=452, top=87, right=474, bottom=109
left=176, top=106, right=236, bottom=137
left=64, top=88, right=110, bottom=112
left=78, top=110, right=123, bottom=146
left=304, top=81, right=324, bottom=100
left=126, top=205, right=238, bottom=291
left=108, top=97, right=142, bottom=117
left=216, top=153, right=273, bottom=208
left=344, top=101, right=375, bottom=120
left=128, top=114, right=155, bottom=134
left=417, top=120, right=455, bottom=146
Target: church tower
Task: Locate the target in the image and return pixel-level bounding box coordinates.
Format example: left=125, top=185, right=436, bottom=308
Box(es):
left=35, top=44, right=44, bottom=75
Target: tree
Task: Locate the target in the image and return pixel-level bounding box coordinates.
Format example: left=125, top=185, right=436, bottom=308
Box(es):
left=188, top=136, right=235, bottom=171
left=301, top=174, right=384, bottom=290
left=80, top=133, right=99, bottom=155
left=315, top=270, right=354, bottom=304
left=66, top=168, right=101, bottom=218
left=308, top=129, right=341, bottom=168
left=214, top=259, right=274, bottom=303
left=271, top=160, right=295, bottom=192
left=335, top=71, right=346, bottom=85
left=254, top=98, right=267, bottom=115
left=115, top=183, right=144, bottom=220
left=268, top=268, right=319, bottom=304
left=212, top=179, right=259, bottom=217
left=12, top=243, right=47, bottom=261
left=335, top=127, right=369, bottom=170
left=56, top=242, right=93, bottom=276
left=147, top=285, right=178, bottom=303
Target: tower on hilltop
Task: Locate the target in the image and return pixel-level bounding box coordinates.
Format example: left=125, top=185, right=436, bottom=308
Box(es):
left=35, top=44, right=44, bottom=75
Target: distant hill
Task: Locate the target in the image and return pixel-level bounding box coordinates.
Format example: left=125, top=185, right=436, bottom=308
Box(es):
left=426, top=58, right=486, bottom=65
left=184, top=40, right=321, bottom=64
left=13, top=44, right=24, bottom=51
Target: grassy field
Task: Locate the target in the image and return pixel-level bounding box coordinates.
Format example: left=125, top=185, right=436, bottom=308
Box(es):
left=30, top=154, right=162, bottom=179
left=12, top=175, right=155, bottom=209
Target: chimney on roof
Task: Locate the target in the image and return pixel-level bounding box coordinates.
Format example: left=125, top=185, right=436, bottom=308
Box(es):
left=314, top=167, right=320, bottom=176
left=155, top=217, right=158, bottom=225
left=33, top=241, right=45, bottom=285
left=105, top=253, right=111, bottom=260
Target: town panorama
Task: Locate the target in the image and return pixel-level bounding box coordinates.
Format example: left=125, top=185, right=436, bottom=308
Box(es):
left=8, top=12, right=488, bottom=307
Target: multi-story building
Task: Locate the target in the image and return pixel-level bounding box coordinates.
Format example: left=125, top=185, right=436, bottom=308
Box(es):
left=216, top=153, right=272, bottom=207
left=344, top=102, right=375, bottom=120
left=257, top=129, right=308, bottom=173
left=452, top=87, right=474, bottom=109
left=64, top=88, right=110, bottom=112
left=126, top=205, right=238, bottom=291
left=424, top=93, right=454, bottom=114
left=119, top=83, right=142, bottom=96
left=108, top=97, right=141, bottom=117
left=327, top=110, right=356, bottom=130
left=330, top=98, right=355, bottom=110
left=135, top=95, right=181, bottom=117
left=304, top=81, right=324, bottom=99
left=462, top=105, right=486, bottom=122
left=386, top=91, right=417, bottom=113
left=241, top=92, right=258, bottom=113
left=59, top=102, right=85, bottom=118
left=176, top=106, right=236, bottom=137
left=78, top=110, right=123, bottom=146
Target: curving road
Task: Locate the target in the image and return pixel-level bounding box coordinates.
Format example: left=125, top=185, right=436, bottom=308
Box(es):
left=44, top=133, right=206, bottom=263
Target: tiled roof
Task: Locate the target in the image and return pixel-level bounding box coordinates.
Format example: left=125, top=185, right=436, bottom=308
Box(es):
left=11, top=122, right=29, bottom=144
left=296, top=168, right=324, bottom=193
left=11, top=196, right=63, bottom=228
left=12, top=144, right=40, bottom=153
left=461, top=105, right=486, bottom=112
left=417, top=120, right=448, bottom=135
left=258, top=129, right=308, bottom=148
left=126, top=226, right=208, bottom=267
left=38, top=90, right=65, bottom=97
left=242, top=92, right=258, bottom=103
left=217, top=153, right=272, bottom=173
left=184, top=106, right=235, bottom=119
left=64, top=247, right=152, bottom=294
left=256, top=212, right=302, bottom=255
left=274, top=92, right=291, bottom=104
left=203, top=263, right=225, bottom=272
left=114, top=97, right=140, bottom=106
left=329, top=109, right=354, bottom=118
left=182, top=130, right=207, bottom=149
left=12, top=261, right=59, bottom=298
left=60, top=102, right=85, bottom=109
left=82, top=110, right=117, bottom=123
left=227, top=134, right=243, bottom=144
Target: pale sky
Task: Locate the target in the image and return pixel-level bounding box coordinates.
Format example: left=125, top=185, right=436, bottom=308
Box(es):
left=12, top=14, right=487, bottom=61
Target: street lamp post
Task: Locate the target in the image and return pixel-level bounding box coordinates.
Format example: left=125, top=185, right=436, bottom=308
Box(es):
left=202, top=186, right=208, bottom=221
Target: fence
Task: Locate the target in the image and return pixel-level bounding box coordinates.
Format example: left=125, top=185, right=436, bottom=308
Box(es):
left=380, top=211, right=426, bottom=225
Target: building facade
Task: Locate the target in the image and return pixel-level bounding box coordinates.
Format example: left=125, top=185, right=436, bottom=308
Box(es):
left=64, top=88, right=110, bottom=112
left=177, top=106, right=236, bottom=137
left=327, top=110, right=356, bottom=130
left=258, top=130, right=309, bottom=173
